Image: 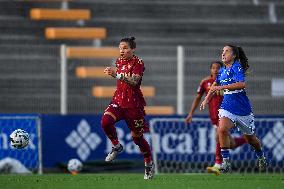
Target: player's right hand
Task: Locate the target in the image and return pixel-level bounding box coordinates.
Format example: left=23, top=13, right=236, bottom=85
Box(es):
left=185, top=114, right=193, bottom=124
left=104, top=67, right=116, bottom=77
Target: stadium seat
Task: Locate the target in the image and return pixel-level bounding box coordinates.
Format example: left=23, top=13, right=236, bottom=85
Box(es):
left=76, top=66, right=109, bottom=78
left=30, top=8, right=91, bottom=20
left=45, top=27, right=106, bottom=39
left=144, top=106, right=175, bottom=115
left=66, top=47, right=119, bottom=58
left=93, top=86, right=155, bottom=97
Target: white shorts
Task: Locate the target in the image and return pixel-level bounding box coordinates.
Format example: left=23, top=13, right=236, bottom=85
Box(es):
left=218, top=109, right=255, bottom=135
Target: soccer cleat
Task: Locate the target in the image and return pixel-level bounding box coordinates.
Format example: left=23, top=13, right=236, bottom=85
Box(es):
left=144, top=162, right=155, bottom=180
left=105, top=144, right=123, bottom=162
left=220, top=159, right=231, bottom=173
left=258, top=156, right=267, bottom=172
left=206, top=165, right=221, bottom=176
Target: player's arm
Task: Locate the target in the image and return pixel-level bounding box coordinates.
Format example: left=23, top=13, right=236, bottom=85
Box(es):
left=185, top=93, right=202, bottom=123
left=215, top=82, right=245, bottom=91
left=200, top=82, right=217, bottom=110
left=103, top=66, right=141, bottom=86
left=118, top=74, right=141, bottom=86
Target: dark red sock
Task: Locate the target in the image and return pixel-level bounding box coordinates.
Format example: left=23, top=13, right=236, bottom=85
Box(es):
left=234, top=137, right=247, bottom=148
left=215, top=142, right=222, bottom=164
left=101, top=114, right=119, bottom=146
left=132, top=136, right=152, bottom=164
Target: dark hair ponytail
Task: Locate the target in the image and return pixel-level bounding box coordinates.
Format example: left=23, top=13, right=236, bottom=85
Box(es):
left=228, top=45, right=249, bottom=72
left=120, top=36, right=136, bottom=49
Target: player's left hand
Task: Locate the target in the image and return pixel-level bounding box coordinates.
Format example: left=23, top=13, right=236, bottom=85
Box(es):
left=209, top=85, right=223, bottom=93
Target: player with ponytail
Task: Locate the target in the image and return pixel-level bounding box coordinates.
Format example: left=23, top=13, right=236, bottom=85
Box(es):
left=200, top=45, right=267, bottom=173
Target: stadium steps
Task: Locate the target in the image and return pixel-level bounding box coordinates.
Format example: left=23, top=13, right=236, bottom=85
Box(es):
left=0, top=0, right=283, bottom=114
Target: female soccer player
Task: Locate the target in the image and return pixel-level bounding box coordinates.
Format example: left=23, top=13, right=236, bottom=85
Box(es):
left=101, top=37, right=154, bottom=179
left=185, top=61, right=246, bottom=175
left=200, top=45, right=267, bottom=173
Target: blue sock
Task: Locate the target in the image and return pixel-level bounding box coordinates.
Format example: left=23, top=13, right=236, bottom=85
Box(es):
left=255, top=149, right=264, bottom=158
left=221, top=148, right=230, bottom=160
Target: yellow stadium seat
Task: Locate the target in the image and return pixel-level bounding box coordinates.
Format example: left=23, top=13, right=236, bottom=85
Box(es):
left=30, top=8, right=91, bottom=20
left=66, top=47, right=119, bottom=58
left=45, top=27, right=106, bottom=39
left=92, top=86, right=155, bottom=97
left=76, top=66, right=108, bottom=78
left=144, top=106, right=175, bottom=115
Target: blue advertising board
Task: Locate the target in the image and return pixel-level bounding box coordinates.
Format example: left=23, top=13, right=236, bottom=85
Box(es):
left=41, top=115, right=149, bottom=167
left=0, top=114, right=40, bottom=171
left=41, top=115, right=284, bottom=168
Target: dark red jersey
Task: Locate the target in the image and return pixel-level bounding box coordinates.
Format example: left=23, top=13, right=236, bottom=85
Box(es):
left=197, top=76, right=223, bottom=125
left=112, top=55, right=146, bottom=108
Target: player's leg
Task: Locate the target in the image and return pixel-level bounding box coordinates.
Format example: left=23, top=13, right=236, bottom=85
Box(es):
left=206, top=126, right=222, bottom=175
left=236, top=114, right=267, bottom=171
left=125, top=107, right=154, bottom=179
left=131, top=131, right=154, bottom=179
left=243, top=134, right=266, bottom=171
left=101, top=103, right=123, bottom=162
left=218, top=117, right=235, bottom=172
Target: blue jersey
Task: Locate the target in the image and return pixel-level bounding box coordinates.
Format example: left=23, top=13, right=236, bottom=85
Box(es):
left=216, top=61, right=252, bottom=116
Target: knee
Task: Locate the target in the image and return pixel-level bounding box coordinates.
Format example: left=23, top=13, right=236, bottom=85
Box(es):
left=101, top=114, right=115, bottom=128
left=218, top=126, right=229, bottom=136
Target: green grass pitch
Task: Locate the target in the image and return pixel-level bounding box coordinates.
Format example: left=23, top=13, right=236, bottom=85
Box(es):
left=0, top=173, right=283, bottom=189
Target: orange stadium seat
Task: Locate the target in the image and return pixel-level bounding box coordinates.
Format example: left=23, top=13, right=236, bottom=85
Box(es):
left=93, top=86, right=155, bottom=98
left=45, top=27, right=106, bottom=40
left=76, top=66, right=109, bottom=79
left=20, top=0, right=72, bottom=1
left=66, top=47, right=119, bottom=58
left=30, top=8, right=91, bottom=20
left=144, top=106, right=175, bottom=115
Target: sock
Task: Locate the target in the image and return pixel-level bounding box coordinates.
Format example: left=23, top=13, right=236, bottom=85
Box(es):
left=101, top=114, right=119, bottom=146
left=132, top=136, right=152, bottom=165
left=215, top=142, right=223, bottom=165
left=255, top=149, right=264, bottom=158
left=221, top=148, right=230, bottom=161
left=234, top=137, right=247, bottom=148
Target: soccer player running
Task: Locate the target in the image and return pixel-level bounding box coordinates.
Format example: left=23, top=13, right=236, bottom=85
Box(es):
left=102, top=37, right=154, bottom=179
left=185, top=61, right=247, bottom=175
left=200, top=45, right=267, bottom=173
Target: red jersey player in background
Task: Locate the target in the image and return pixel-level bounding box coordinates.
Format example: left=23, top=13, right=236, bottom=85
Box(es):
left=185, top=61, right=247, bottom=175
left=102, top=37, right=154, bottom=180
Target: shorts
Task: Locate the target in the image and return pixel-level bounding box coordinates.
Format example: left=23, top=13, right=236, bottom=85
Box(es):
left=218, top=109, right=255, bottom=135
left=103, top=103, right=149, bottom=134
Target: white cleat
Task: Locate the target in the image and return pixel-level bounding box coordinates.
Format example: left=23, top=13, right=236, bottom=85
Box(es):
left=220, top=159, right=231, bottom=173
left=144, top=162, right=155, bottom=180
left=105, top=144, right=123, bottom=162
left=258, top=156, right=267, bottom=172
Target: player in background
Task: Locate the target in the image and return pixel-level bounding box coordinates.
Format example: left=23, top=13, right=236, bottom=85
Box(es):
left=102, top=37, right=154, bottom=180
left=185, top=61, right=247, bottom=175
left=200, top=45, right=267, bottom=173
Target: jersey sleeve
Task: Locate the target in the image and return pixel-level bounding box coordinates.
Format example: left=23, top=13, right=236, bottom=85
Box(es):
left=197, top=80, right=205, bottom=95
left=232, top=64, right=245, bottom=82
left=215, top=68, right=222, bottom=85
left=132, top=59, right=145, bottom=76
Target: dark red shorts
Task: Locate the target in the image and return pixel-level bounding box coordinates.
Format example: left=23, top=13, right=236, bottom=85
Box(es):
left=103, top=103, right=149, bottom=134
